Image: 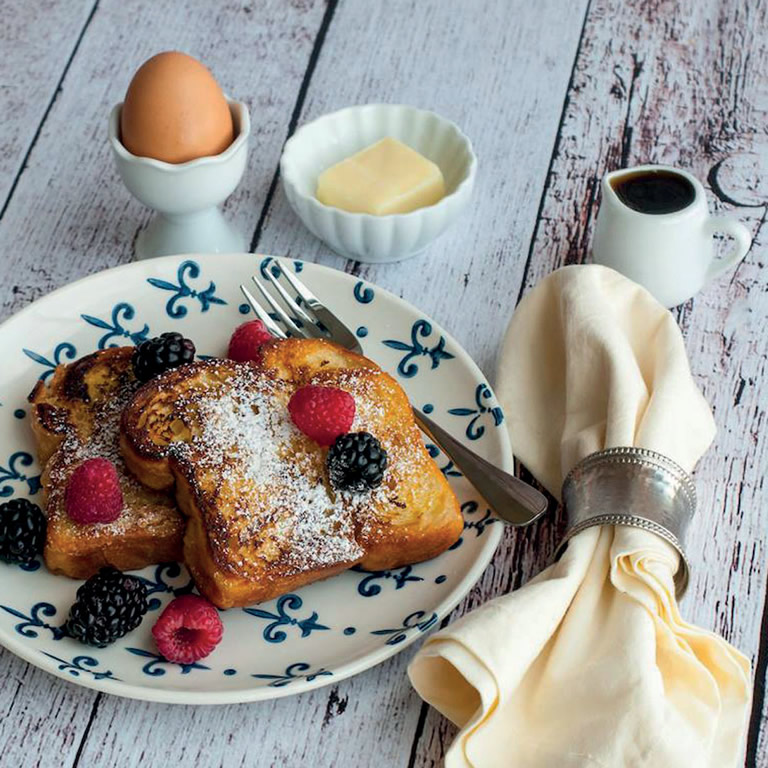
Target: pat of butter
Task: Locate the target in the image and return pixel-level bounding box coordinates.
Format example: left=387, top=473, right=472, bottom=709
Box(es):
left=316, top=137, right=445, bottom=215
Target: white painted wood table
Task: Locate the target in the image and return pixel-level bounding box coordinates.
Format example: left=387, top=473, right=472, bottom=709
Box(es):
left=1, top=1, right=766, bottom=765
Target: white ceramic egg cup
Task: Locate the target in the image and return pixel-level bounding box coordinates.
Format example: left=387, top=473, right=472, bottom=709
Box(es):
left=280, top=104, right=477, bottom=264
left=109, top=99, right=250, bottom=260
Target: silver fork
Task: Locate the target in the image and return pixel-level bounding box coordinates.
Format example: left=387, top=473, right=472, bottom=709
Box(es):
left=239, top=263, right=549, bottom=526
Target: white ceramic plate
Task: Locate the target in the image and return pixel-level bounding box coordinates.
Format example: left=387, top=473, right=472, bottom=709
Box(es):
left=0, top=253, right=508, bottom=704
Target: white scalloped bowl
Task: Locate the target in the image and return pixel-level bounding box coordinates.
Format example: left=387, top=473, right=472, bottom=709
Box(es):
left=280, top=104, right=477, bottom=263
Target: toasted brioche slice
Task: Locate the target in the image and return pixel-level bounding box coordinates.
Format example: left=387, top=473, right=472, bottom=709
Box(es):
left=120, top=338, right=462, bottom=608
left=28, top=347, right=184, bottom=579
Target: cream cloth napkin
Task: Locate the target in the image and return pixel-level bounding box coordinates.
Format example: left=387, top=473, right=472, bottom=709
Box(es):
left=408, top=265, right=752, bottom=768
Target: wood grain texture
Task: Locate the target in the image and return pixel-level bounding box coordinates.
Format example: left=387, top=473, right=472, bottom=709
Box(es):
left=0, top=654, right=94, bottom=766
left=406, top=0, right=768, bottom=765
left=73, top=655, right=426, bottom=768
left=0, top=0, right=765, bottom=765
left=0, top=0, right=96, bottom=210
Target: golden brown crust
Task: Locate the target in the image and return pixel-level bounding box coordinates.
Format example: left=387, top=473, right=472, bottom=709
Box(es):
left=177, top=471, right=355, bottom=608
left=28, top=347, right=184, bottom=579
left=120, top=338, right=462, bottom=608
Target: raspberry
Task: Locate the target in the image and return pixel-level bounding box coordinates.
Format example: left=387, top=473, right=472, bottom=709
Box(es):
left=65, top=458, right=123, bottom=524
left=152, top=594, right=223, bottom=664
left=288, top=386, right=356, bottom=446
left=228, top=320, right=273, bottom=362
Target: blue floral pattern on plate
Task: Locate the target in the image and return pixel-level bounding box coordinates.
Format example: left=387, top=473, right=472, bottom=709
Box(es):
left=425, top=443, right=462, bottom=478
left=0, top=451, right=40, bottom=496
left=370, top=610, right=438, bottom=645
left=448, top=383, right=504, bottom=440
left=251, top=662, right=332, bottom=688
left=1, top=602, right=65, bottom=640
left=449, top=500, right=498, bottom=550
left=351, top=565, right=424, bottom=597
left=383, top=319, right=454, bottom=378
left=259, top=255, right=303, bottom=279
left=23, top=342, right=77, bottom=381
left=135, top=563, right=196, bottom=611
left=81, top=302, right=149, bottom=348
left=42, top=652, right=120, bottom=681
left=126, top=647, right=210, bottom=676
left=147, top=260, right=227, bottom=318
left=243, top=594, right=330, bottom=643
left=353, top=280, right=375, bottom=304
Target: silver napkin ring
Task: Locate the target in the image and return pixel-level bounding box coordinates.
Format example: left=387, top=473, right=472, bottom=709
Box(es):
left=557, top=447, right=697, bottom=598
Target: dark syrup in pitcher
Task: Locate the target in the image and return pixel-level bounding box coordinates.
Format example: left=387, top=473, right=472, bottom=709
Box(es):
left=611, top=169, right=696, bottom=214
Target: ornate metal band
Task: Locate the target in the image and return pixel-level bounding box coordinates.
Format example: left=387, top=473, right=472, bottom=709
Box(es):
left=557, top=447, right=697, bottom=598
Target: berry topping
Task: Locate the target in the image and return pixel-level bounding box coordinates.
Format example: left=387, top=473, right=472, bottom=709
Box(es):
left=288, top=385, right=356, bottom=446
left=152, top=594, right=223, bottom=664
left=65, top=458, right=123, bottom=524
left=0, top=498, right=45, bottom=564
left=66, top=566, right=148, bottom=647
left=227, top=319, right=274, bottom=362
left=327, top=431, right=388, bottom=492
left=132, top=331, right=196, bottom=382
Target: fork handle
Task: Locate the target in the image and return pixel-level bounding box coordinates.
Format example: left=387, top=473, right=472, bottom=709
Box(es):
left=415, top=409, right=549, bottom=526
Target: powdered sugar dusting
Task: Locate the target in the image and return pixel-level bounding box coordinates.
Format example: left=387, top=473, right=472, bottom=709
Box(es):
left=170, top=366, right=365, bottom=576
left=44, top=371, right=176, bottom=539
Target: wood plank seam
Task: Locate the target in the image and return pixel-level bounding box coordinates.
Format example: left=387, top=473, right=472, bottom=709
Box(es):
left=514, top=0, right=594, bottom=306
left=0, top=0, right=100, bottom=222
left=406, top=614, right=452, bottom=765
left=69, top=692, right=102, bottom=768
left=618, top=53, right=643, bottom=168
left=746, top=582, right=768, bottom=767
left=406, top=700, right=431, bottom=768
left=249, top=0, right=340, bottom=252
left=7, top=671, right=25, bottom=718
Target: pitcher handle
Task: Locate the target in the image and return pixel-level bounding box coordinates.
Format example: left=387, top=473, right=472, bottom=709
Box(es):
left=705, top=216, right=752, bottom=281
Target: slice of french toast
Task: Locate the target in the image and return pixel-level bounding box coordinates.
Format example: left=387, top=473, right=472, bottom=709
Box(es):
left=28, top=347, right=184, bottom=579
left=120, top=338, right=462, bottom=608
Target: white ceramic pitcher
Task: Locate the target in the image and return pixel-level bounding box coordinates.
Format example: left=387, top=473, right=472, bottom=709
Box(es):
left=592, top=165, right=751, bottom=307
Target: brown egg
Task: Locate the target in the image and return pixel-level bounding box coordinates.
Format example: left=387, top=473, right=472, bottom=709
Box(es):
left=120, top=51, right=234, bottom=164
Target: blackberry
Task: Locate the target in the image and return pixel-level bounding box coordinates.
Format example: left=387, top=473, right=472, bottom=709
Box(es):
left=0, top=498, right=45, bottom=564
left=327, top=431, right=388, bottom=492
left=132, top=332, right=196, bottom=382
left=66, top=566, right=148, bottom=647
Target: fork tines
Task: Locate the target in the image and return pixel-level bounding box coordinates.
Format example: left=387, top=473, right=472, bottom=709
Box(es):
left=239, top=262, right=323, bottom=341
left=239, top=259, right=360, bottom=352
